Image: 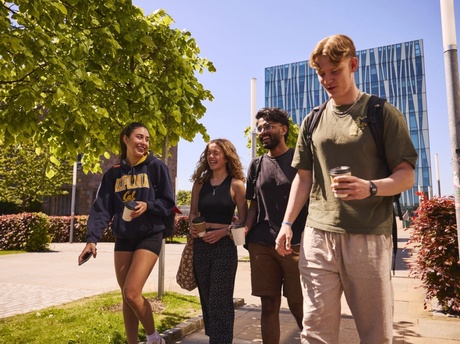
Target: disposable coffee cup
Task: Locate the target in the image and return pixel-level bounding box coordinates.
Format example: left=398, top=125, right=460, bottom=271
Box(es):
left=192, top=216, right=206, bottom=237
left=329, top=166, right=352, bottom=198
left=122, top=200, right=138, bottom=222
left=230, top=225, right=246, bottom=246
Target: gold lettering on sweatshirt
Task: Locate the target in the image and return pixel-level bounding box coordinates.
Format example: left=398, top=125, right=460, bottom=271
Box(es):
left=114, top=173, right=150, bottom=193
left=123, top=192, right=136, bottom=202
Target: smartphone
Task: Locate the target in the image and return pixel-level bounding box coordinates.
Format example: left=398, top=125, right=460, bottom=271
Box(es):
left=79, top=251, right=92, bottom=266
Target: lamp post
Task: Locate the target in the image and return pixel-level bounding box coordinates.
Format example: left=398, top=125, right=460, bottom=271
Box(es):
left=435, top=153, right=442, bottom=196
left=251, top=78, right=257, bottom=159
left=69, top=161, right=77, bottom=243
left=158, top=138, right=168, bottom=298
left=440, top=0, right=460, bottom=261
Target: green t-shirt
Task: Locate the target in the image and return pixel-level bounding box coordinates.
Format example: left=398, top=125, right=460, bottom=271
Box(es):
left=292, top=93, right=418, bottom=235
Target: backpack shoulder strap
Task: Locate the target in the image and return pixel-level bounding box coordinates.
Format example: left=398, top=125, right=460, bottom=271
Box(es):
left=250, top=155, right=263, bottom=200
left=306, top=100, right=328, bottom=147
left=366, top=95, right=388, bottom=173
left=111, top=164, right=121, bottom=183
left=147, top=157, right=158, bottom=190
left=252, top=155, right=263, bottom=186
left=365, top=95, right=401, bottom=275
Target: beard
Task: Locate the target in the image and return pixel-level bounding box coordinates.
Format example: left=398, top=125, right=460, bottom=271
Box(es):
left=260, top=134, right=281, bottom=150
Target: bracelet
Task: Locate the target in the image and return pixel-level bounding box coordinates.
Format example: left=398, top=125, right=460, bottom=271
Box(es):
left=281, top=221, right=292, bottom=227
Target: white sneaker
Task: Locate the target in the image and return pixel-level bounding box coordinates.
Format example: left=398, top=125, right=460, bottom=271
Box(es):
left=145, top=337, right=165, bottom=344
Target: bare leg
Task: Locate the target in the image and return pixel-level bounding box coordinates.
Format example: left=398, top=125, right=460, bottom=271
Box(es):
left=260, top=295, right=281, bottom=344
left=115, top=249, right=159, bottom=344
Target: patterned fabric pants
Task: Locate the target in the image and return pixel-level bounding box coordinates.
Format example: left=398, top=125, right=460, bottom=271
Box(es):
left=193, top=235, right=238, bottom=344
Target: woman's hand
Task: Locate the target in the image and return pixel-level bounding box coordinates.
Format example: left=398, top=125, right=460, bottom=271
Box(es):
left=189, top=223, right=199, bottom=238
left=130, top=201, right=148, bottom=218
left=78, top=243, right=97, bottom=264
left=202, top=228, right=227, bottom=244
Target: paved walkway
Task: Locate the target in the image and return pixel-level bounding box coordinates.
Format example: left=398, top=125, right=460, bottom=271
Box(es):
left=1, top=221, right=460, bottom=343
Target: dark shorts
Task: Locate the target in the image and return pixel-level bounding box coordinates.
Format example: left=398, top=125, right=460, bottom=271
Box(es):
left=248, top=242, right=303, bottom=303
left=114, top=231, right=163, bottom=256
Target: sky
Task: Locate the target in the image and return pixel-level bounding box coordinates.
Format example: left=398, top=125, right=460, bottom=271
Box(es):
left=133, top=0, right=457, bottom=197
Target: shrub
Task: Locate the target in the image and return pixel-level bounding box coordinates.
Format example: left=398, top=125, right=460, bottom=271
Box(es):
left=48, top=216, right=114, bottom=243
left=1, top=212, right=186, bottom=249
left=174, top=214, right=189, bottom=238
left=0, top=213, right=50, bottom=251
left=407, top=193, right=460, bottom=315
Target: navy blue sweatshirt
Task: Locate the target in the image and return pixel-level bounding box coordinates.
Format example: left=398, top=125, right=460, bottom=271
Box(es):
left=86, top=151, right=175, bottom=243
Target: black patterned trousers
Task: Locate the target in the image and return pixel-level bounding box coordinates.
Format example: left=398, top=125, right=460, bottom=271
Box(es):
left=193, top=235, right=238, bottom=344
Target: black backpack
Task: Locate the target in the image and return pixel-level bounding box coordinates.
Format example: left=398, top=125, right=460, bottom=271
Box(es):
left=307, top=95, right=402, bottom=274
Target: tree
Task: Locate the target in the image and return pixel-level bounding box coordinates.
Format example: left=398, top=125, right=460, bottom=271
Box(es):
left=244, top=116, right=300, bottom=157
left=176, top=189, right=191, bottom=205
left=0, top=143, right=73, bottom=211
left=0, top=1, right=215, bottom=175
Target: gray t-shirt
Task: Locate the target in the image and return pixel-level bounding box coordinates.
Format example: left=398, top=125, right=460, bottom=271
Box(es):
left=293, top=93, right=418, bottom=235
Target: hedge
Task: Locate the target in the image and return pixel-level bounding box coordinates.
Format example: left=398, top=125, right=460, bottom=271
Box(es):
left=0, top=213, right=190, bottom=251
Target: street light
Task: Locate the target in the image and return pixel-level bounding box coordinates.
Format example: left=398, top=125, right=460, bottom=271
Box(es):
left=440, top=0, right=460, bottom=262
left=251, top=78, right=257, bottom=159
left=69, top=161, right=77, bottom=243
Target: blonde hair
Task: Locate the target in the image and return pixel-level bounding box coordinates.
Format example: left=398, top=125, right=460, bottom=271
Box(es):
left=309, top=34, right=356, bottom=70
left=190, top=138, right=245, bottom=184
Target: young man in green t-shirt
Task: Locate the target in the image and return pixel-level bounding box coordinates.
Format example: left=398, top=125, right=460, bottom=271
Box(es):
left=275, top=34, right=418, bottom=343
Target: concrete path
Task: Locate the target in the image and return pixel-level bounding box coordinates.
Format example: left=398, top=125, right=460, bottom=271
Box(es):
left=1, top=221, right=459, bottom=343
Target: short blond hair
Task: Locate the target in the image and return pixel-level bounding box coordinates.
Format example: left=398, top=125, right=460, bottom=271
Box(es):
left=309, top=34, right=356, bottom=70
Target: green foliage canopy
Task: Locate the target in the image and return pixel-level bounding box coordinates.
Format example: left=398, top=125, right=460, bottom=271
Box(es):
left=0, top=143, right=73, bottom=210
left=176, top=189, right=191, bottom=205
left=0, top=1, right=215, bottom=174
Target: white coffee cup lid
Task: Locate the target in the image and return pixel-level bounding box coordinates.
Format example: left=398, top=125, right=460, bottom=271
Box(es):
left=329, top=166, right=351, bottom=175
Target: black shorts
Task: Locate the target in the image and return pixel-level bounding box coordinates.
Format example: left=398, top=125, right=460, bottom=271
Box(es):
left=114, top=231, right=163, bottom=256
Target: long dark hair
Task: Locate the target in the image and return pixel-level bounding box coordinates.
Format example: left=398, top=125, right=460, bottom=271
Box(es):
left=119, top=122, right=149, bottom=163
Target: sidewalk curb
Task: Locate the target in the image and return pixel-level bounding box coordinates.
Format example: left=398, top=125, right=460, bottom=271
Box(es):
left=160, top=298, right=245, bottom=343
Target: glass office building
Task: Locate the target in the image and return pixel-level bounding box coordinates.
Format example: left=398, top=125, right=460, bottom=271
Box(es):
left=265, top=39, right=430, bottom=207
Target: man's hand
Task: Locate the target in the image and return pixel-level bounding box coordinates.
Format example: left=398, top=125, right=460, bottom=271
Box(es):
left=331, top=175, right=371, bottom=200
left=275, top=223, right=293, bottom=257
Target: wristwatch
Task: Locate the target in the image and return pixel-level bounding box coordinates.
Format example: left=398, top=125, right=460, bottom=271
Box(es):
left=369, top=180, right=378, bottom=196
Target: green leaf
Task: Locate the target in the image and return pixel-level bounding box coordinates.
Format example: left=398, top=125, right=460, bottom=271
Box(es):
left=45, top=167, right=56, bottom=179
left=140, top=35, right=155, bottom=47
left=51, top=2, right=68, bottom=15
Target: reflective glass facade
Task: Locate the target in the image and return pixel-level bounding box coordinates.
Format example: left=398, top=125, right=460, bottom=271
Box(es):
left=265, top=40, right=430, bottom=207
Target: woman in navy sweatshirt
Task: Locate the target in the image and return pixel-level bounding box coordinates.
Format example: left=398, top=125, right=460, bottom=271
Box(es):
left=78, top=122, right=174, bottom=344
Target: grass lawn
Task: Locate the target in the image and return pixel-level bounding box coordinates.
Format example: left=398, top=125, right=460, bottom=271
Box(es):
left=166, top=236, right=187, bottom=244
left=0, top=291, right=201, bottom=343
left=0, top=250, right=25, bottom=256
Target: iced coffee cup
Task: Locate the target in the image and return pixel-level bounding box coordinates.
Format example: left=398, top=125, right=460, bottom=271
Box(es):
left=122, top=200, right=138, bottom=221
left=230, top=225, right=245, bottom=246
left=329, top=166, right=351, bottom=198
left=192, top=216, right=206, bottom=237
